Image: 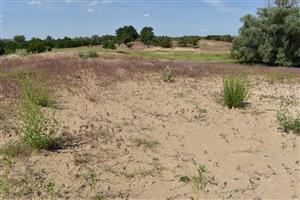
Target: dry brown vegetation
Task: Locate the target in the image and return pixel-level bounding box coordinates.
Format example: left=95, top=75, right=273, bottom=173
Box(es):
left=0, top=50, right=300, bottom=199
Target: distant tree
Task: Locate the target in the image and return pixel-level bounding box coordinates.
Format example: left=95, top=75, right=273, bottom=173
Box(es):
left=90, top=35, right=101, bottom=46
left=102, top=40, right=116, bottom=49
left=13, top=35, right=26, bottom=49
left=2, top=40, right=17, bottom=54
left=0, top=39, right=4, bottom=55
left=14, top=35, right=26, bottom=44
left=28, top=38, right=46, bottom=53
left=232, top=6, right=300, bottom=67
left=177, top=36, right=200, bottom=48
left=155, top=36, right=172, bottom=48
left=140, top=27, right=155, bottom=47
left=44, top=35, right=55, bottom=50
left=116, top=25, right=139, bottom=45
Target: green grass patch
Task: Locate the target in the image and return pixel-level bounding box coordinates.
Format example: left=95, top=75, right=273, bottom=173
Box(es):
left=277, top=108, right=300, bottom=135
left=222, top=75, right=251, bottom=109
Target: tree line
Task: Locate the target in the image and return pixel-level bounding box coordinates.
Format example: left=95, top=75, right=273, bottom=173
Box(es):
left=0, top=26, right=233, bottom=55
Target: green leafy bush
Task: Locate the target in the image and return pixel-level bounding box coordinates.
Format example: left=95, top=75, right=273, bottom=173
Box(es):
left=19, top=78, right=53, bottom=107
left=222, top=75, right=251, bottom=108
left=102, top=40, right=116, bottom=49
left=77, top=51, right=98, bottom=59
left=232, top=7, right=300, bottom=67
left=277, top=108, right=300, bottom=135
left=20, top=97, right=56, bottom=150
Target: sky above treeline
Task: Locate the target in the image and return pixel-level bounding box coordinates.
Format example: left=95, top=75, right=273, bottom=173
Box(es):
left=2, top=0, right=267, bottom=39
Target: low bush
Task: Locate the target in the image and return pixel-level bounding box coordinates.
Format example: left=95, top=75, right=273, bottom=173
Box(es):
left=277, top=108, right=300, bottom=135
left=20, top=97, right=57, bottom=150
left=19, top=78, right=53, bottom=107
left=77, top=51, right=99, bottom=59
left=222, top=75, right=251, bottom=108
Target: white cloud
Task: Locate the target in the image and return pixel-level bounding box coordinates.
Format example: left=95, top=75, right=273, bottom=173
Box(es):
left=87, top=8, right=95, bottom=12
left=144, top=13, right=150, bottom=18
left=28, top=0, right=42, bottom=5
left=203, top=0, right=233, bottom=12
left=89, top=1, right=97, bottom=6
left=101, top=0, right=113, bottom=5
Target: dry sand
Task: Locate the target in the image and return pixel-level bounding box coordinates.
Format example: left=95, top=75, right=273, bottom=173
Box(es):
left=1, top=66, right=299, bottom=199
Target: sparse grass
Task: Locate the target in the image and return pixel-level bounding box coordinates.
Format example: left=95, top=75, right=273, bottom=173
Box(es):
left=89, top=171, right=100, bottom=191
left=192, top=164, right=208, bottom=192
left=277, top=108, right=300, bottom=135
left=0, top=178, right=9, bottom=195
left=222, top=75, right=251, bottom=108
left=178, top=164, right=208, bottom=192
left=179, top=176, right=191, bottom=183
left=267, top=72, right=297, bottom=84
left=133, top=138, right=160, bottom=150
left=46, top=181, right=56, bottom=200
left=0, top=141, right=32, bottom=161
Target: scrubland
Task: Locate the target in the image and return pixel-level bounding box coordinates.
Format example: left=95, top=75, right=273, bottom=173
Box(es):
left=0, top=43, right=299, bottom=199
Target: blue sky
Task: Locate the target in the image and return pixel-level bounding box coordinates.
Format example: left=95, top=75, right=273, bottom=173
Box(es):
left=2, top=0, right=266, bottom=39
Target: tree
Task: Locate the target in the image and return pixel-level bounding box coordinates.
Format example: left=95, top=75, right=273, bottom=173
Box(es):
left=90, top=35, right=101, bottom=46
left=116, top=25, right=138, bottom=45
left=155, top=36, right=172, bottom=48
left=232, top=6, right=300, bottom=67
left=140, top=27, right=155, bottom=47
left=28, top=38, right=46, bottom=53
left=13, top=35, right=26, bottom=49
left=266, top=0, right=299, bottom=7
left=102, top=40, right=116, bottom=49
left=0, top=39, right=5, bottom=55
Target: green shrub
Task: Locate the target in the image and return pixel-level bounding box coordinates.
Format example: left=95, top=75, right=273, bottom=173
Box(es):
left=88, top=51, right=98, bottom=58
left=20, top=98, right=56, bottom=150
left=77, top=51, right=98, bottom=59
left=102, top=40, right=116, bottom=49
left=222, top=75, right=251, bottom=108
left=19, top=78, right=53, bottom=107
left=232, top=7, right=300, bottom=67
left=277, top=108, right=300, bottom=135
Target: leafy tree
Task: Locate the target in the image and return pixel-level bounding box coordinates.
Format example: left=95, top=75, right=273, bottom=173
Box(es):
left=0, top=39, right=4, bottom=55
left=102, top=40, right=116, bottom=49
left=28, top=38, right=46, bottom=53
left=116, top=25, right=138, bottom=45
left=177, top=36, right=200, bottom=48
left=140, top=27, right=155, bottom=47
left=267, top=0, right=299, bottom=7
left=232, top=6, right=300, bottom=67
left=155, top=36, right=172, bottom=48
left=90, top=35, right=101, bottom=46
left=13, top=35, right=26, bottom=49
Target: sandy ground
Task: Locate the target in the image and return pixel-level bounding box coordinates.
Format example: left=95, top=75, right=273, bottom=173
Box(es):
left=1, top=67, right=299, bottom=199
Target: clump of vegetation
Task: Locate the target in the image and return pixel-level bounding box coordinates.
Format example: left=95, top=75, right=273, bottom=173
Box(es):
left=18, top=76, right=57, bottom=151
left=277, top=107, right=300, bottom=135
left=192, top=164, right=208, bottom=191
left=46, top=181, right=56, bottom=200
left=0, top=141, right=31, bottom=161
left=89, top=171, right=100, bottom=191
left=20, top=97, right=57, bottom=150
left=178, top=164, right=208, bottom=192
left=19, top=78, right=53, bottom=107
left=163, top=65, right=173, bottom=82
left=222, top=75, right=251, bottom=108
left=232, top=2, right=300, bottom=67
left=102, top=40, right=117, bottom=49
left=77, top=51, right=98, bottom=59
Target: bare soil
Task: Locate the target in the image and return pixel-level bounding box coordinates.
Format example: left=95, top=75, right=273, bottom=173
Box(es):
left=0, top=55, right=299, bottom=199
